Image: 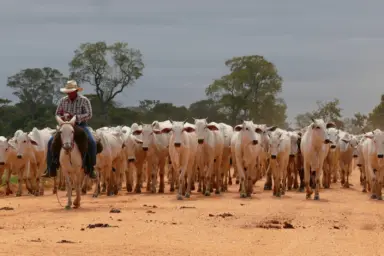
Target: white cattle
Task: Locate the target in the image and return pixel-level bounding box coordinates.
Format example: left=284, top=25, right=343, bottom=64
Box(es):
left=0, top=136, right=16, bottom=195
left=231, top=120, right=262, bottom=198
left=323, top=127, right=340, bottom=188
left=134, top=120, right=172, bottom=193
left=269, top=130, right=291, bottom=197
left=286, top=131, right=301, bottom=190
left=362, top=129, right=384, bottom=200
left=218, top=122, right=234, bottom=190
left=194, top=118, right=224, bottom=195
left=338, top=133, right=359, bottom=188
left=12, top=129, right=42, bottom=196
left=300, top=118, right=334, bottom=200
left=161, top=121, right=197, bottom=200
left=93, top=129, right=125, bottom=197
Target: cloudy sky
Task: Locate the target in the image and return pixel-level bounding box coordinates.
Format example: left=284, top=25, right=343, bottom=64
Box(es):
left=1, top=0, right=384, bottom=123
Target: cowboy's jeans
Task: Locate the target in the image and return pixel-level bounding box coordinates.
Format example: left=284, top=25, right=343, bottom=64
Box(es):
left=46, top=124, right=96, bottom=175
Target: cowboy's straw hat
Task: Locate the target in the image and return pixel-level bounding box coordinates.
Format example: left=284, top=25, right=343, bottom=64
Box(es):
left=60, top=80, right=83, bottom=93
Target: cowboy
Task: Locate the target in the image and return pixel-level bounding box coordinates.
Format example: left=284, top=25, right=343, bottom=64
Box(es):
left=42, top=80, right=97, bottom=179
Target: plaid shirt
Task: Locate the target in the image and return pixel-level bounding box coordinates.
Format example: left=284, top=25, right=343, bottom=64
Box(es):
left=55, top=95, right=92, bottom=123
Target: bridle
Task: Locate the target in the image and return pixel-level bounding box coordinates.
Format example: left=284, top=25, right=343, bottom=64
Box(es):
left=59, top=123, right=75, bottom=154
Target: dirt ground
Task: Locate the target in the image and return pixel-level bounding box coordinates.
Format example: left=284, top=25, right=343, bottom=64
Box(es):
left=0, top=169, right=383, bottom=256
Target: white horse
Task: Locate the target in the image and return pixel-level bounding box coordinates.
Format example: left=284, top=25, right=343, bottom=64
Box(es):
left=56, top=115, right=84, bottom=209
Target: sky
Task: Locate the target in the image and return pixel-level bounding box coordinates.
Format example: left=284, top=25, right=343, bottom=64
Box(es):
left=1, top=0, right=384, bottom=124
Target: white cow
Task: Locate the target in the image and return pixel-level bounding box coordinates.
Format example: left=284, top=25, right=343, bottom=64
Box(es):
left=300, top=119, right=334, bottom=200
left=269, top=130, right=291, bottom=197
left=231, top=120, right=262, bottom=198
left=12, top=129, right=42, bottom=196
left=0, top=136, right=17, bottom=195
left=218, top=122, right=234, bottom=191
left=93, top=128, right=125, bottom=197
left=362, top=129, right=384, bottom=200
left=194, top=118, right=224, bottom=195
left=323, top=127, right=340, bottom=188
left=338, top=133, right=359, bottom=188
left=160, top=121, right=197, bottom=200
left=134, top=120, right=172, bottom=193
left=286, top=131, right=301, bottom=190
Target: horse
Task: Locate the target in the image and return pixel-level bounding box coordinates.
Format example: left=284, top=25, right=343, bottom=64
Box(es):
left=55, top=115, right=86, bottom=209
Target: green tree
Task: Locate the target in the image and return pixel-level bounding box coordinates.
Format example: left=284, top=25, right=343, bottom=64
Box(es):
left=7, top=67, right=66, bottom=120
left=69, top=41, right=144, bottom=125
left=188, top=99, right=227, bottom=122
left=205, top=55, right=286, bottom=126
left=368, top=94, right=384, bottom=129
left=295, top=98, right=343, bottom=128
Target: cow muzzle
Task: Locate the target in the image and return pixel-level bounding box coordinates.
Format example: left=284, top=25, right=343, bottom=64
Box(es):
left=357, top=164, right=362, bottom=167
left=330, top=145, right=336, bottom=149
left=174, top=143, right=181, bottom=148
left=17, top=155, right=22, bottom=159
left=353, top=154, right=358, bottom=158
left=271, top=155, right=277, bottom=159
left=198, top=139, right=204, bottom=144
left=128, top=158, right=135, bottom=163
left=324, top=139, right=331, bottom=144
left=252, top=140, right=258, bottom=145
left=289, top=154, right=295, bottom=158
left=0, top=162, right=4, bottom=165
left=378, top=154, right=384, bottom=159
left=142, top=147, right=148, bottom=152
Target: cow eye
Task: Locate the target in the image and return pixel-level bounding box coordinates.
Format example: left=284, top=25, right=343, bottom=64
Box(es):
left=23, top=140, right=26, bottom=143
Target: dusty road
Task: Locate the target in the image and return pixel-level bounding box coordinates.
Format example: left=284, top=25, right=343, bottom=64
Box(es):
left=0, top=170, right=383, bottom=256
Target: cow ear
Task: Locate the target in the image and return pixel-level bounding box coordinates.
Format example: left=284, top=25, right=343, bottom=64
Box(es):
left=206, top=124, right=219, bottom=131
left=326, top=122, right=336, bottom=129
left=183, top=127, right=195, bottom=133
left=161, top=128, right=172, bottom=134
left=28, top=136, right=38, bottom=146
left=132, top=130, right=142, bottom=136
left=255, top=128, right=263, bottom=134
left=267, top=126, right=277, bottom=132
left=134, top=137, right=143, bottom=144
left=234, top=125, right=242, bottom=132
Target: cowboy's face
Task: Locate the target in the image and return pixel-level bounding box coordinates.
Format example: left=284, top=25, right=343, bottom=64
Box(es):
left=67, top=90, right=78, bottom=100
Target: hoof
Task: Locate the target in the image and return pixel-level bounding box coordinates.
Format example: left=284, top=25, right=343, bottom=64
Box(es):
left=228, top=180, right=232, bottom=185
left=362, top=189, right=367, bottom=193
left=306, top=194, right=311, bottom=199
left=65, top=205, right=71, bottom=210
left=298, top=187, right=304, bottom=192
left=92, top=194, right=98, bottom=198
left=314, top=194, right=320, bottom=200
left=16, top=193, right=21, bottom=197
left=177, top=194, right=183, bottom=200
left=276, top=193, right=281, bottom=198
left=236, top=180, right=240, bottom=185
left=185, top=193, right=190, bottom=198
left=127, top=185, right=133, bottom=192
left=204, top=191, right=211, bottom=196
left=371, top=194, right=377, bottom=199
left=215, top=190, right=220, bottom=195
left=197, top=188, right=201, bottom=193
left=73, top=204, right=80, bottom=209
left=378, top=196, right=383, bottom=201
left=264, top=185, right=272, bottom=190
left=158, top=188, right=164, bottom=193
left=246, top=193, right=251, bottom=198
left=240, top=193, right=247, bottom=198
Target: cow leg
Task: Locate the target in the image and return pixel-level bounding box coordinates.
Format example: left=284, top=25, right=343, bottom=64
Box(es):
left=264, top=167, right=272, bottom=190
left=159, top=162, right=165, bottom=193
left=134, top=163, right=143, bottom=193
left=204, top=160, right=214, bottom=196
left=304, top=161, right=312, bottom=199
left=5, top=170, right=13, bottom=195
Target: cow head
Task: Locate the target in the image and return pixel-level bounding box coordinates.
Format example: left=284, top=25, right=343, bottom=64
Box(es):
left=310, top=118, right=332, bottom=144
left=193, top=118, right=219, bottom=144
left=269, top=131, right=286, bottom=159
left=13, top=130, right=39, bottom=159
left=0, top=136, right=13, bottom=165
left=170, top=121, right=195, bottom=148
left=234, top=120, right=260, bottom=146
left=327, top=128, right=340, bottom=150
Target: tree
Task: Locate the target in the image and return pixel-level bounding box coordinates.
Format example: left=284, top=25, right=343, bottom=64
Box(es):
left=69, top=41, right=144, bottom=124
left=188, top=99, right=227, bottom=122
left=294, top=98, right=343, bottom=128
left=0, top=98, right=11, bottom=107
left=368, top=94, right=384, bottom=130
left=7, top=67, right=67, bottom=119
left=205, top=55, right=286, bottom=126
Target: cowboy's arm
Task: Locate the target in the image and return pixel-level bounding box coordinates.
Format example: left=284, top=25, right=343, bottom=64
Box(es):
left=55, top=98, right=65, bottom=116
left=76, top=98, right=92, bottom=123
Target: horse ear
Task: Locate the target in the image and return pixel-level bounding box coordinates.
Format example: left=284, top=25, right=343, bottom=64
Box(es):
left=56, top=115, right=64, bottom=126
left=69, top=116, right=76, bottom=126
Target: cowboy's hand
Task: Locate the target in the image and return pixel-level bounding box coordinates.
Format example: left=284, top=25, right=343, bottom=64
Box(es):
left=63, top=113, right=73, bottom=121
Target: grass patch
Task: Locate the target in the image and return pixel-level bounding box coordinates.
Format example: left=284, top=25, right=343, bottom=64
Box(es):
left=1, top=174, right=18, bottom=186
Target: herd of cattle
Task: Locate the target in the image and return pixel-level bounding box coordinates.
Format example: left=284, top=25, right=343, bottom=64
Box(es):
left=0, top=117, right=383, bottom=208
